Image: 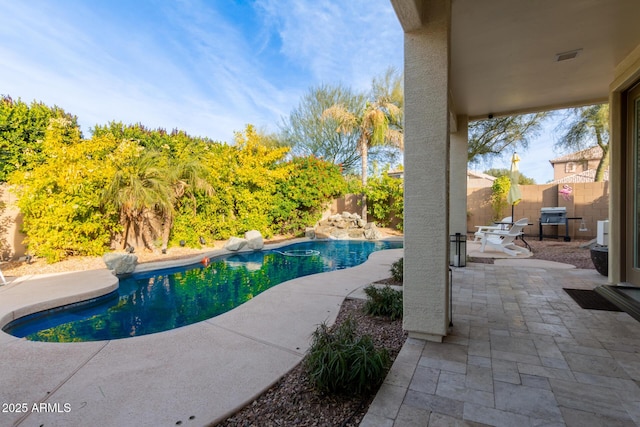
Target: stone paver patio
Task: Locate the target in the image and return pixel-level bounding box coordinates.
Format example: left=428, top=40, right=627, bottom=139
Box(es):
left=361, top=263, right=640, bottom=426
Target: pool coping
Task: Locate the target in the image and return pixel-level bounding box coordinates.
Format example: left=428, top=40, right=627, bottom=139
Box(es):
left=0, top=239, right=403, bottom=426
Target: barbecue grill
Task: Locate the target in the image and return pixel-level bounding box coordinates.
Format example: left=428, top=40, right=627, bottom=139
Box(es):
left=539, top=207, right=581, bottom=242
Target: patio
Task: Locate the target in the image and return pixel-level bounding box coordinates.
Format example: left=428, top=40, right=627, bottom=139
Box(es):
left=361, top=261, right=640, bottom=426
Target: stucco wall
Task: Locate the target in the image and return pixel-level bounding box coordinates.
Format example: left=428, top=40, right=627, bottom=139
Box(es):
left=467, top=182, right=609, bottom=240
left=0, top=184, right=26, bottom=260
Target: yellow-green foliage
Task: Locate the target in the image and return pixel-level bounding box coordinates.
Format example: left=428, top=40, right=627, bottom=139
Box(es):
left=11, top=119, right=120, bottom=262
left=9, top=116, right=348, bottom=261
left=490, top=175, right=511, bottom=221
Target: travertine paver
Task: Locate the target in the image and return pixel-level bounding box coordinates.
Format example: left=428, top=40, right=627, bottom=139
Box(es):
left=361, top=263, right=640, bottom=426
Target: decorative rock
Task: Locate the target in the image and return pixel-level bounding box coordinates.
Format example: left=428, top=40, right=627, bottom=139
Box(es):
left=244, top=230, right=264, bottom=250
left=305, top=227, right=316, bottom=239
left=315, top=226, right=333, bottom=239
left=103, top=253, right=138, bottom=275
left=224, top=236, right=248, bottom=251
left=331, top=229, right=349, bottom=239
left=348, top=229, right=365, bottom=238
left=364, top=222, right=383, bottom=240
left=357, top=218, right=366, bottom=228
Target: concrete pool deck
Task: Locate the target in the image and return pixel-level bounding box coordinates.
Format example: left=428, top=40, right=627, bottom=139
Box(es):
left=0, top=245, right=404, bottom=427
left=3, top=242, right=639, bottom=426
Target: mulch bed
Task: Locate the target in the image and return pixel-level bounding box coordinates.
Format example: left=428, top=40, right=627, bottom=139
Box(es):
left=216, top=298, right=407, bottom=427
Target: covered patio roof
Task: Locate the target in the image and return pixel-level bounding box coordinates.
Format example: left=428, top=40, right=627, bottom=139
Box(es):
left=393, top=0, right=640, bottom=118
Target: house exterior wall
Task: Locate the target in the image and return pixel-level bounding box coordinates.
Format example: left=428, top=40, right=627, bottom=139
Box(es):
left=0, top=184, right=26, bottom=261
left=610, top=43, right=640, bottom=284
left=552, top=158, right=601, bottom=181
left=402, top=0, right=451, bottom=342
left=450, top=115, right=468, bottom=235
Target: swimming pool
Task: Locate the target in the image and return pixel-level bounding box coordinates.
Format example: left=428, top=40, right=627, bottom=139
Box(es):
left=3, top=239, right=402, bottom=342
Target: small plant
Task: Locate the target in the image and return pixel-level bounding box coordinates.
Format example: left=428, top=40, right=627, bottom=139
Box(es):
left=390, top=257, right=403, bottom=283
left=363, top=285, right=403, bottom=320
left=305, top=317, right=390, bottom=394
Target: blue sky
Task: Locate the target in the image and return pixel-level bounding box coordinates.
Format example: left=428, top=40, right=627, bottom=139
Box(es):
left=0, top=0, right=562, bottom=183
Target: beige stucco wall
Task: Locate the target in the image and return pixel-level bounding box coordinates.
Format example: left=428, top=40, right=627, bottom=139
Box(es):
left=0, top=184, right=26, bottom=260
left=552, top=159, right=600, bottom=181
left=402, top=0, right=451, bottom=342
left=610, top=42, right=640, bottom=284
left=467, top=182, right=609, bottom=240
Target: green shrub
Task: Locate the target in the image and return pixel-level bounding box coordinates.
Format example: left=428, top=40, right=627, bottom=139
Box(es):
left=363, top=285, right=403, bottom=320
left=390, top=257, right=403, bottom=282
left=363, top=172, right=403, bottom=230
left=305, top=317, right=390, bottom=395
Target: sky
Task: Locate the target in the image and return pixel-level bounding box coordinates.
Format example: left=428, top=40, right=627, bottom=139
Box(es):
left=0, top=0, right=564, bottom=184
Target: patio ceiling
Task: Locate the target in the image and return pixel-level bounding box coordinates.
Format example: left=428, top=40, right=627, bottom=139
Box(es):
left=392, top=0, right=640, bottom=118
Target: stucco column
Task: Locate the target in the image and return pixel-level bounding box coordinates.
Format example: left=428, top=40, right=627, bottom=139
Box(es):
left=403, top=0, right=451, bottom=342
left=450, top=115, right=468, bottom=235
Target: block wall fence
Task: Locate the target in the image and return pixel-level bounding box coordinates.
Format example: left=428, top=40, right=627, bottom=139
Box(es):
left=466, top=182, right=609, bottom=240
left=0, top=182, right=610, bottom=260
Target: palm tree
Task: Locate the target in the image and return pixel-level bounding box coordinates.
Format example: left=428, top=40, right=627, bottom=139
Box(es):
left=322, top=82, right=403, bottom=221
left=159, top=156, right=212, bottom=251
left=103, top=145, right=174, bottom=250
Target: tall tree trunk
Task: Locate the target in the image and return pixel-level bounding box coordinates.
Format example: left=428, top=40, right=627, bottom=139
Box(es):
left=595, top=145, right=609, bottom=182
left=594, top=127, right=609, bottom=182
left=161, top=213, right=173, bottom=252
left=360, top=144, right=368, bottom=222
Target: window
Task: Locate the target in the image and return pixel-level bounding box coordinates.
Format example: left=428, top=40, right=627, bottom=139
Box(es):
left=565, top=162, right=577, bottom=173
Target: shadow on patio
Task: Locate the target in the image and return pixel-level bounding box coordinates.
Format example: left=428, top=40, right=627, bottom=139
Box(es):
left=361, top=262, right=640, bottom=426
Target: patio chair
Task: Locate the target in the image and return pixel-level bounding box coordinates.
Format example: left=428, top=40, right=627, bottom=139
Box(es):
left=473, top=216, right=512, bottom=241
left=480, top=217, right=530, bottom=256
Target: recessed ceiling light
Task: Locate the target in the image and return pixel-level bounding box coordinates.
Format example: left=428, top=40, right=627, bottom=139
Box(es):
left=555, top=49, right=583, bottom=62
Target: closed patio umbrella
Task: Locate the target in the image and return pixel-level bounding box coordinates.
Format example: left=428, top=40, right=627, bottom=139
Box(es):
left=507, top=152, right=522, bottom=219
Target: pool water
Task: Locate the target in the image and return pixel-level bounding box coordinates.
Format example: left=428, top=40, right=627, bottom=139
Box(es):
left=4, top=240, right=402, bottom=342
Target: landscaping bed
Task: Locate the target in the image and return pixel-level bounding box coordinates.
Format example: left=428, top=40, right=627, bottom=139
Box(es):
left=217, top=298, right=407, bottom=427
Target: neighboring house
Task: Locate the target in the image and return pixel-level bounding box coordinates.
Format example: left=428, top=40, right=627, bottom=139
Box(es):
left=391, top=0, right=640, bottom=341
left=466, top=170, right=495, bottom=188
left=549, top=146, right=608, bottom=183
left=552, top=168, right=610, bottom=184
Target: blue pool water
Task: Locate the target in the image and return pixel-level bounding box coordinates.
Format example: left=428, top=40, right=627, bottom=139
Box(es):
left=3, top=240, right=402, bottom=342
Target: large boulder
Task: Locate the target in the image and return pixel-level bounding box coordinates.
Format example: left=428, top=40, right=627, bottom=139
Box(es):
left=364, top=222, right=383, bottom=240
left=244, top=230, right=264, bottom=250
left=224, top=236, right=248, bottom=251
left=103, top=253, right=138, bottom=275
left=305, top=227, right=316, bottom=239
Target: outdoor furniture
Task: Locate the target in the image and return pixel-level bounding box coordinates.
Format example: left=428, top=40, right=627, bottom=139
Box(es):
left=480, top=218, right=531, bottom=257
left=473, top=216, right=512, bottom=241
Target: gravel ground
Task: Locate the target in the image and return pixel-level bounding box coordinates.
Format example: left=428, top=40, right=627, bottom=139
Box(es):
left=216, top=298, right=406, bottom=427
left=469, top=237, right=596, bottom=269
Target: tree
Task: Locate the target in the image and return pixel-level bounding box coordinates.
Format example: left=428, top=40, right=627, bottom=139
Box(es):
left=468, top=112, right=548, bottom=164
left=279, top=84, right=366, bottom=173
left=483, top=168, right=536, bottom=185
left=322, top=69, right=404, bottom=220
left=102, top=141, right=175, bottom=251
left=555, top=104, right=609, bottom=182
left=0, top=95, right=79, bottom=182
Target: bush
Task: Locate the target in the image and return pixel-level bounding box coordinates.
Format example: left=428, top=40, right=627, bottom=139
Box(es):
left=363, top=172, right=403, bottom=230
left=363, top=285, right=403, bottom=320
left=305, top=317, right=390, bottom=395
left=390, top=257, right=403, bottom=282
